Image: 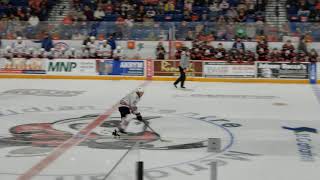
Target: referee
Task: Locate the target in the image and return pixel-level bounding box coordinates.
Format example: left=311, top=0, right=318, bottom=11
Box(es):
left=174, top=47, right=190, bottom=89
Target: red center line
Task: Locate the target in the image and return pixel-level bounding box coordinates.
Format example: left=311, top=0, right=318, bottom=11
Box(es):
left=18, top=81, right=151, bottom=180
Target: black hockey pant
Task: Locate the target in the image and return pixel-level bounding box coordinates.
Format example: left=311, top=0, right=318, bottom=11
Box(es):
left=174, top=66, right=186, bottom=87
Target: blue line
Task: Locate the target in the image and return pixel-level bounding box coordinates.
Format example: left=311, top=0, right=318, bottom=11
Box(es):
left=146, top=119, right=235, bottom=170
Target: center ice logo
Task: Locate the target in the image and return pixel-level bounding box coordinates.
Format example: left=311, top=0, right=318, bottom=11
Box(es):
left=0, top=114, right=210, bottom=154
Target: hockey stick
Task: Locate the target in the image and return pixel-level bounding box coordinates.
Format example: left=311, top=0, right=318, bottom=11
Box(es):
left=140, top=120, right=171, bottom=142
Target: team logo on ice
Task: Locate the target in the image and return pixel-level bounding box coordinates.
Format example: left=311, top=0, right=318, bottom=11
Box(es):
left=0, top=106, right=251, bottom=179
left=0, top=114, right=208, bottom=153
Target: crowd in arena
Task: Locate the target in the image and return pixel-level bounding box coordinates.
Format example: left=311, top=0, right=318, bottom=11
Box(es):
left=0, top=0, right=56, bottom=21
left=70, top=0, right=267, bottom=22
left=287, top=0, right=320, bottom=22
left=0, top=0, right=319, bottom=63
left=169, top=37, right=319, bottom=63
left=1, top=33, right=319, bottom=63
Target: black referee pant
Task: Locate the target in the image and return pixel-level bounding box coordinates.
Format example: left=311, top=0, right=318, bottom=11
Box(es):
left=174, top=66, right=186, bottom=88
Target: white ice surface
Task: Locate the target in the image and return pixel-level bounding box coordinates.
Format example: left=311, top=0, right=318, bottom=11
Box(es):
left=0, top=79, right=319, bottom=180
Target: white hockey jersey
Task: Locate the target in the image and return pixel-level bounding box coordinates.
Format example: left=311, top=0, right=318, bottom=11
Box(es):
left=120, top=92, right=141, bottom=114
left=86, top=42, right=97, bottom=56
left=4, top=47, right=14, bottom=58
left=97, top=44, right=112, bottom=58
left=113, top=49, right=124, bottom=59
left=12, top=41, right=27, bottom=55
left=65, top=49, right=83, bottom=59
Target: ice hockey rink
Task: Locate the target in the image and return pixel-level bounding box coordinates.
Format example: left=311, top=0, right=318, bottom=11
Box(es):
left=0, top=79, right=319, bottom=180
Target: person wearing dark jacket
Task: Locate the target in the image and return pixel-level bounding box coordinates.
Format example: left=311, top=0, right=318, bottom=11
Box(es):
left=41, top=33, right=54, bottom=52
left=108, top=35, right=116, bottom=50
left=232, top=37, right=245, bottom=52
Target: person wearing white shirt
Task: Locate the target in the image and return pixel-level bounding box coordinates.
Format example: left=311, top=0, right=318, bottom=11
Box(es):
left=97, top=40, right=112, bottom=58
left=94, top=7, right=105, bottom=21
left=12, top=37, right=27, bottom=57
left=28, top=15, right=39, bottom=26
left=113, top=46, right=124, bottom=60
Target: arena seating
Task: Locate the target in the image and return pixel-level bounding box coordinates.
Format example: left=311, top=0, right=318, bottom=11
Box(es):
left=0, top=0, right=57, bottom=21
left=73, top=0, right=266, bottom=22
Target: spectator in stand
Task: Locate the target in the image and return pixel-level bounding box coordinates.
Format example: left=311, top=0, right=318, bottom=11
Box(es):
left=156, top=42, right=166, bottom=60
left=309, top=49, right=319, bottom=62
left=215, top=43, right=226, bottom=60
left=236, top=9, right=247, bottom=22
left=232, top=37, right=246, bottom=52
left=297, top=50, right=309, bottom=62
left=164, top=0, right=175, bottom=13
left=269, top=48, right=282, bottom=62
left=185, top=31, right=195, bottom=41
left=41, top=33, right=54, bottom=52
left=282, top=48, right=296, bottom=62
left=190, top=47, right=203, bottom=60
left=209, top=2, right=221, bottom=17
left=200, top=42, right=215, bottom=60
left=246, top=23, right=256, bottom=40
left=282, top=39, right=295, bottom=55
left=227, top=48, right=238, bottom=62
left=94, top=6, right=105, bottom=21
left=233, top=49, right=245, bottom=63
left=72, top=32, right=85, bottom=40
left=83, top=5, right=94, bottom=21
left=103, top=0, right=113, bottom=14
left=256, top=39, right=269, bottom=61
left=63, top=14, right=74, bottom=25
left=298, top=36, right=308, bottom=54
left=244, top=50, right=256, bottom=62
left=203, top=48, right=214, bottom=60
left=235, top=26, right=247, bottom=39
left=28, top=14, right=39, bottom=27
left=175, top=47, right=182, bottom=60
left=220, top=0, right=230, bottom=12
left=189, top=40, right=202, bottom=60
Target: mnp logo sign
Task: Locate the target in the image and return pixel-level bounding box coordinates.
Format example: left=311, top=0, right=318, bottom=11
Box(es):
left=46, top=59, right=98, bottom=75
left=48, top=61, right=77, bottom=72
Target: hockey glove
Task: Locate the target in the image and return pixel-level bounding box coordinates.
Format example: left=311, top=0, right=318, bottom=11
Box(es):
left=136, top=113, right=143, bottom=121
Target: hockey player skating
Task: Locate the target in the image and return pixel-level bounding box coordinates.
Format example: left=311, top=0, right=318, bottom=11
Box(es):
left=117, top=87, right=144, bottom=134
